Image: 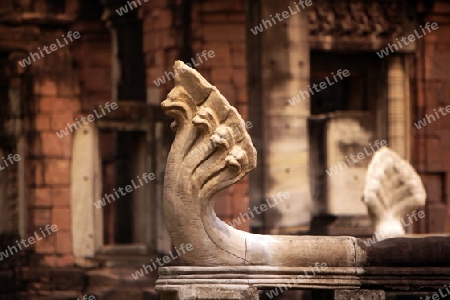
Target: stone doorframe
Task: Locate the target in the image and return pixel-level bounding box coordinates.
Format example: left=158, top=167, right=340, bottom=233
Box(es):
left=387, top=55, right=411, bottom=161
left=247, top=0, right=414, bottom=233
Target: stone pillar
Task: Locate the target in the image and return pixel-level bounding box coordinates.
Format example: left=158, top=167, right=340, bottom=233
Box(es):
left=0, top=54, right=27, bottom=237
left=0, top=148, right=6, bottom=234
left=8, top=54, right=27, bottom=239
left=388, top=55, right=410, bottom=160
left=259, top=0, right=311, bottom=232
left=71, top=122, right=103, bottom=267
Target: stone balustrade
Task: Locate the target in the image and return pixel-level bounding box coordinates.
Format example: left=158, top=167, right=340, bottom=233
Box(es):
left=155, top=61, right=450, bottom=300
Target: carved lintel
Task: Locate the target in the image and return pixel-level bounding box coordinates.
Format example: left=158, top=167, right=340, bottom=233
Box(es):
left=308, top=0, right=416, bottom=52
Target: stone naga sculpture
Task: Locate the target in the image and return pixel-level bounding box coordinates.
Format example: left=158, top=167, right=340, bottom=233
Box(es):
left=363, top=147, right=427, bottom=240
left=161, top=61, right=360, bottom=267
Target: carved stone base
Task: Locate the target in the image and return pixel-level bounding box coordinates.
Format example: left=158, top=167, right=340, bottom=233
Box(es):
left=156, top=264, right=450, bottom=299
left=156, top=266, right=360, bottom=299
left=312, top=289, right=385, bottom=300
left=158, top=285, right=259, bottom=300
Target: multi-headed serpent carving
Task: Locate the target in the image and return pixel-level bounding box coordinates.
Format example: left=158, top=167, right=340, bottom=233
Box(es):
left=363, top=148, right=426, bottom=240
left=161, top=61, right=359, bottom=267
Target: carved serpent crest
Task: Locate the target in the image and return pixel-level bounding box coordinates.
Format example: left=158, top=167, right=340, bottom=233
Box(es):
left=161, top=61, right=361, bottom=267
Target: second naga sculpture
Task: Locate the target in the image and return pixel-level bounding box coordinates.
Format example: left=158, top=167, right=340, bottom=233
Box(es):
left=161, top=61, right=426, bottom=267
